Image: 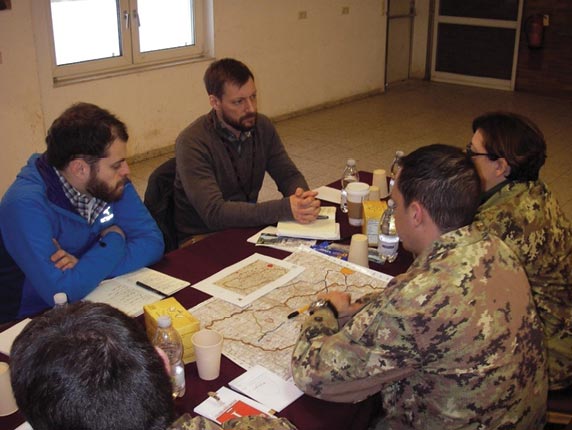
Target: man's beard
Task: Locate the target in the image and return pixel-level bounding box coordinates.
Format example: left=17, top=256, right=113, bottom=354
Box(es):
left=86, top=173, right=126, bottom=202
left=222, top=111, right=257, bottom=132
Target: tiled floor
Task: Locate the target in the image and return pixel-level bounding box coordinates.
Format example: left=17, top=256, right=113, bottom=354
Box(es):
left=129, top=80, right=572, bottom=220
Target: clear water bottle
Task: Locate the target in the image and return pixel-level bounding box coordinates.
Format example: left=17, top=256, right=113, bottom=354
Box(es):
left=152, top=316, right=186, bottom=398
left=340, top=158, right=359, bottom=213
left=388, top=150, right=404, bottom=192
left=378, top=199, right=399, bottom=263
left=53, top=292, right=68, bottom=307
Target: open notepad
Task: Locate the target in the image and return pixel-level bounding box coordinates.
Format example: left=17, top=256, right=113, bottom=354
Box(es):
left=276, top=206, right=340, bottom=240
left=84, top=267, right=189, bottom=317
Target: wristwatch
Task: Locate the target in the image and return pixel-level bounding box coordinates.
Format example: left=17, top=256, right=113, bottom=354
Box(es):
left=309, top=298, right=339, bottom=319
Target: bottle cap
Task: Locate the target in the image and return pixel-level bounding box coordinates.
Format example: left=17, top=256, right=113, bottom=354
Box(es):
left=347, top=158, right=356, bottom=166
left=157, top=315, right=172, bottom=328
left=53, top=292, right=67, bottom=306
left=387, top=198, right=395, bottom=208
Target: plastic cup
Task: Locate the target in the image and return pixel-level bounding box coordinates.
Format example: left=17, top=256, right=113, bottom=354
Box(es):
left=348, top=234, right=369, bottom=268
left=346, top=182, right=370, bottom=226
left=368, top=185, right=380, bottom=201
left=372, top=169, right=389, bottom=198
left=191, top=329, right=223, bottom=381
left=0, top=362, right=18, bottom=416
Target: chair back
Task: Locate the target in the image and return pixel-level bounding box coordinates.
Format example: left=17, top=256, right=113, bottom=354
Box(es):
left=144, top=157, right=178, bottom=253
left=547, top=387, right=572, bottom=425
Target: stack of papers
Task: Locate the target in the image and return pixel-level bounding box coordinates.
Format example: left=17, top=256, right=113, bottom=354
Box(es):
left=228, top=365, right=303, bottom=412
left=277, top=207, right=340, bottom=240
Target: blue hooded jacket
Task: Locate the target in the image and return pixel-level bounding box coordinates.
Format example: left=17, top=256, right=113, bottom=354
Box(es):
left=0, top=153, right=164, bottom=322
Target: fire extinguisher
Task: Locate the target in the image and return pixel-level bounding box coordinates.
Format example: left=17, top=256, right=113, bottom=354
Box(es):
left=525, top=14, right=544, bottom=49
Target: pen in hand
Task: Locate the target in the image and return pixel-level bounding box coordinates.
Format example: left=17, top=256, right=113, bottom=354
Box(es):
left=287, top=304, right=310, bottom=319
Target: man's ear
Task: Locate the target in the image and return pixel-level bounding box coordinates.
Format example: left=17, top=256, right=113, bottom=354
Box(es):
left=154, top=346, right=171, bottom=376
left=409, top=201, right=424, bottom=227
left=67, top=158, right=89, bottom=180
left=209, top=94, right=220, bottom=110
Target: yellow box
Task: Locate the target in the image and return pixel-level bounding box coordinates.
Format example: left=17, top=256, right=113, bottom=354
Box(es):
left=362, top=200, right=388, bottom=246
left=144, top=297, right=200, bottom=364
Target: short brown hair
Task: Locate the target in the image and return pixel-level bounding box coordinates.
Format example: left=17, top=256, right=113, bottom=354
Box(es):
left=203, top=58, right=254, bottom=99
left=472, top=112, right=546, bottom=181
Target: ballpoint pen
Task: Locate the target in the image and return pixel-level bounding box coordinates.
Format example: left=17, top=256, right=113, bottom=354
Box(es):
left=135, top=281, right=168, bottom=298
left=316, top=215, right=329, bottom=220
left=287, top=304, right=310, bottom=319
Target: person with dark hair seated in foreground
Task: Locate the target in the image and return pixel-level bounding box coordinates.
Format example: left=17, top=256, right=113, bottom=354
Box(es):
left=469, top=112, right=572, bottom=390
left=174, top=58, right=320, bottom=244
left=0, top=103, right=164, bottom=323
left=10, top=301, right=297, bottom=430
left=291, top=144, right=547, bottom=429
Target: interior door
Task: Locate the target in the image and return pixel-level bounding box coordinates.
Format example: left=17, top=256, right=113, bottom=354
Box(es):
left=386, top=0, right=415, bottom=86
left=431, top=0, right=523, bottom=90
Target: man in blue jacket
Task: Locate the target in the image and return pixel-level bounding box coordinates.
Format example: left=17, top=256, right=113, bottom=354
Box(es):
left=0, top=102, right=164, bottom=323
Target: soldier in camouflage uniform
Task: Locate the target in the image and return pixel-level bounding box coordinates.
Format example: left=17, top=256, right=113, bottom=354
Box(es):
left=291, top=144, right=547, bottom=430
left=469, top=112, right=572, bottom=390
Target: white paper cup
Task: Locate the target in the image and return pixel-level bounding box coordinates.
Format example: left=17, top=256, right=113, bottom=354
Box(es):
left=348, top=234, right=369, bottom=268
left=346, top=182, right=370, bottom=226
left=0, top=362, right=18, bottom=416
left=191, top=329, right=223, bottom=381
left=372, top=169, right=389, bottom=198
left=368, top=185, right=380, bottom=201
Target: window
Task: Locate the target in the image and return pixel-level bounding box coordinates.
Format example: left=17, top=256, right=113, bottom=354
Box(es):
left=48, top=0, right=205, bottom=82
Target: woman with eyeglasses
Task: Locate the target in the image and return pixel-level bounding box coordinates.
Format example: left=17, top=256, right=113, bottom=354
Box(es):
left=468, top=111, right=572, bottom=391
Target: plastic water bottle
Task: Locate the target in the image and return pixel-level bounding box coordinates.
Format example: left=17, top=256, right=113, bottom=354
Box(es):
left=152, top=316, right=186, bottom=398
left=388, top=150, right=404, bottom=192
left=340, top=158, right=359, bottom=213
left=378, top=199, right=399, bottom=263
left=53, top=292, right=68, bottom=307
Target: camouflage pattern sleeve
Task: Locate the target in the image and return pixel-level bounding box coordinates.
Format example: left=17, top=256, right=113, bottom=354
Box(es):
left=169, top=414, right=222, bottom=430
left=169, top=414, right=298, bottom=430
left=291, top=290, right=419, bottom=403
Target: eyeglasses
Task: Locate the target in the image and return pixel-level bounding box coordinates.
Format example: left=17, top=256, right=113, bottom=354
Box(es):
left=465, top=143, right=499, bottom=160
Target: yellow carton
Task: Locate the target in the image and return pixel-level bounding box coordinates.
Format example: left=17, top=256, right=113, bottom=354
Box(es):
left=362, top=200, right=388, bottom=246
left=144, top=297, right=200, bottom=364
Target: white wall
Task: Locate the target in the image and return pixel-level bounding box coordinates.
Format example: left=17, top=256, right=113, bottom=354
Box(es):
left=0, top=0, right=388, bottom=196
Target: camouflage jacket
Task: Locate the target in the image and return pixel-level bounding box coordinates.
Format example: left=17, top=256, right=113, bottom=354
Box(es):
left=169, top=413, right=297, bottom=430
left=291, top=225, right=547, bottom=430
left=475, top=180, right=572, bottom=389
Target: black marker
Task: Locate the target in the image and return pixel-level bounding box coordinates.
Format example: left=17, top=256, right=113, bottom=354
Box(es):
left=136, top=281, right=168, bottom=298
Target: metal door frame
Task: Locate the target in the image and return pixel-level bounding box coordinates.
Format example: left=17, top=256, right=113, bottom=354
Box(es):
left=430, top=0, right=523, bottom=90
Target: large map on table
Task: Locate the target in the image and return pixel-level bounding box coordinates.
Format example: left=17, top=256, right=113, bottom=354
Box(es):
left=189, top=248, right=393, bottom=379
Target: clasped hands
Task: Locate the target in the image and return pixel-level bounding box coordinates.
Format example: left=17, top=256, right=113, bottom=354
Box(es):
left=289, top=187, right=321, bottom=223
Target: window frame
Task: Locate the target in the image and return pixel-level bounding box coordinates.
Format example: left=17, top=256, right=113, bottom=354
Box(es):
left=45, top=0, right=205, bottom=84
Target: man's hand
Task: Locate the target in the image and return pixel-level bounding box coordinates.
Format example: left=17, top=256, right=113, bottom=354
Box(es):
left=50, top=238, right=78, bottom=271
left=319, top=291, right=366, bottom=318
left=289, top=188, right=321, bottom=223
left=100, top=225, right=126, bottom=239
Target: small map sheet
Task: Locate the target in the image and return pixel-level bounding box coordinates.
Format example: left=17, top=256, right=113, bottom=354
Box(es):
left=190, top=248, right=392, bottom=379
left=190, top=253, right=305, bottom=307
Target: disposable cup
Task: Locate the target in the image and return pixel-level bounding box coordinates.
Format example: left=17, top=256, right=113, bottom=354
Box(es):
left=348, top=234, right=369, bottom=268
left=346, top=182, right=370, bottom=226
left=191, top=329, right=223, bottom=381
left=372, top=169, right=389, bottom=198
left=368, top=185, right=380, bottom=201
left=0, top=362, right=18, bottom=416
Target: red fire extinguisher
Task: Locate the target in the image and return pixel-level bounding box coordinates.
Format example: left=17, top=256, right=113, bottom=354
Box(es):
left=525, top=14, right=544, bottom=49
